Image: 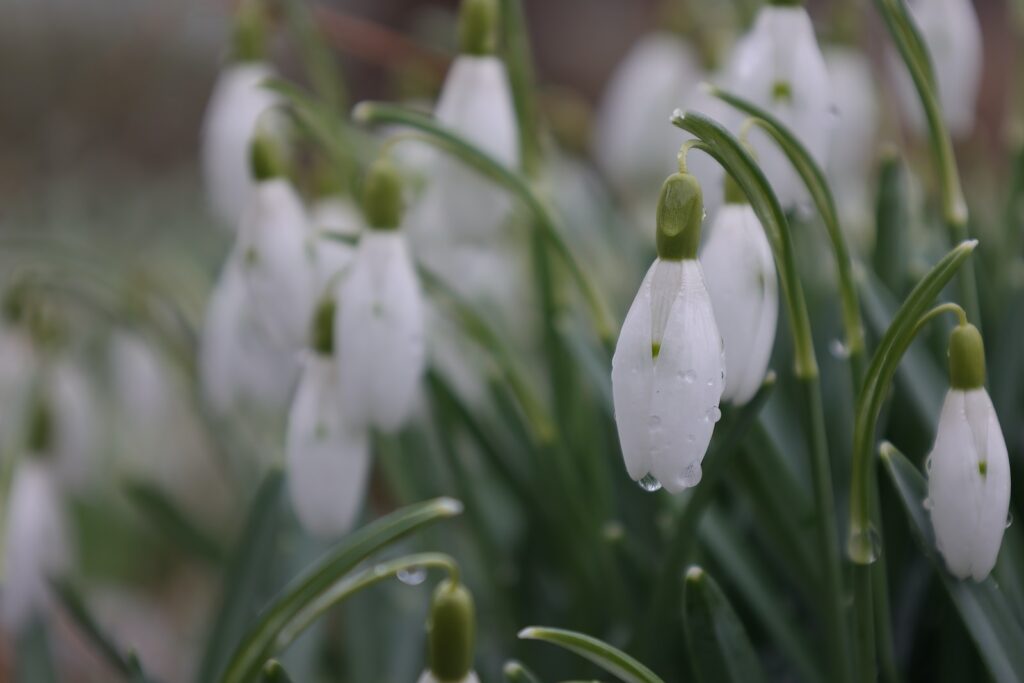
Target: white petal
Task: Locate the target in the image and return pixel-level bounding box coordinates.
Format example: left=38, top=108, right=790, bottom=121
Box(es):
left=336, top=232, right=425, bottom=432
left=928, top=389, right=1011, bottom=580
left=1, top=459, right=71, bottom=631
left=286, top=356, right=371, bottom=538
left=702, top=205, right=778, bottom=404
left=611, top=262, right=657, bottom=482
left=309, top=197, right=363, bottom=293
left=649, top=261, right=725, bottom=493
left=238, top=179, right=319, bottom=349
left=200, top=63, right=282, bottom=228
left=726, top=6, right=832, bottom=208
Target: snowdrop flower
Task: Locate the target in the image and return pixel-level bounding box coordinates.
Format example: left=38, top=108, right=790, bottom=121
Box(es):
left=335, top=159, right=425, bottom=433
left=701, top=178, right=777, bottom=405
left=1, top=457, right=71, bottom=631
left=725, top=0, right=832, bottom=208
left=612, top=171, right=725, bottom=493
left=236, top=136, right=319, bottom=349
left=200, top=2, right=281, bottom=229
left=286, top=300, right=370, bottom=538
left=409, top=0, right=519, bottom=246
left=417, top=579, right=479, bottom=683
left=595, top=32, right=702, bottom=200
left=894, top=0, right=982, bottom=138
left=928, top=322, right=1010, bottom=581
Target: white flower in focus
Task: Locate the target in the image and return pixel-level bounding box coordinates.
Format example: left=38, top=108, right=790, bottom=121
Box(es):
left=286, top=354, right=370, bottom=538
left=335, top=230, right=425, bottom=433
left=594, top=32, right=702, bottom=198
left=1, top=459, right=71, bottom=632
left=725, top=4, right=832, bottom=208
left=702, top=202, right=777, bottom=405
left=238, top=176, right=319, bottom=349
left=200, top=62, right=281, bottom=228
left=895, top=0, right=982, bottom=138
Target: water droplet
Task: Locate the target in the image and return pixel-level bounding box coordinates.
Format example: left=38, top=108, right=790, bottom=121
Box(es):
left=706, top=406, right=722, bottom=423
left=848, top=526, right=882, bottom=563
left=925, top=456, right=933, bottom=473
left=922, top=497, right=933, bottom=510
left=829, top=338, right=850, bottom=359
left=686, top=433, right=696, bottom=443
left=706, top=379, right=714, bottom=388
left=397, top=566, right=427, bottom=586
left=1007, top=512, right=1014, bottom=529
left=638, top=474, right=663, bottom=492
left=681, top=369, right=697, bottom=384
left=676, top=464, right=702, bottom=488
left=649, top=415, right=662, bottom=427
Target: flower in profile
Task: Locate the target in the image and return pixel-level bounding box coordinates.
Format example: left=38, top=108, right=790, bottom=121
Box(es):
left=928, top=322, right=1010, bottom=581
left=894, top=0, right=982, bottom=138
left=286, top=300, right=370, bottom=538
left=200, top=1, right=281, bottom=228
left=701, top=177, right=777, bottom=405
left=724, top=1, right=832, bottom=208
left=335, top=159, right=425, bottom=433
left=612, top=172, right=725, bottom=493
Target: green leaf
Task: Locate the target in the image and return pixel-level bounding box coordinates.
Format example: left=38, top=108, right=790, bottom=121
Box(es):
left=873, top=152, right=910, bottom=295
left=281, top=0, right=346, bottom=114
left=682, top=566, right=768, bottom=683
left=123, top=479, right=223, bottom=566
left=880, top=443, right=1024, bottom=683
left=221, top=497, right=463, bottom=683
left=519, top=627, right=665, bottom=683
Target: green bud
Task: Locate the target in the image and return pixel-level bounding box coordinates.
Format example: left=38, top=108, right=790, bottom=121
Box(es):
left=656, top=173, right=704, bottom=260
left=310, top=298, right=336, bottom=355
left=250, top=134, right=286, bottom=181
left=458, top=0, right=498, bottom=56
left=231, top=0, right=268, bottom=63
left=427, top=579, right=475, bottom=682
left=948, top=323, right=986, bottom=390
left=362, top=158, right=404, bottom=230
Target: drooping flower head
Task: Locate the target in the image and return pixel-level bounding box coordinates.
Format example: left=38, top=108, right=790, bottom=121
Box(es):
left=928, top=322, right=1011, bottom=581
left=612, top=170, right=725, bottom=493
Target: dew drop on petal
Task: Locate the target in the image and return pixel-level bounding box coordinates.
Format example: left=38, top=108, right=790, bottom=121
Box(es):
left=925, top=456, right=933, bottom=473
left=638, top=474, right=663, bottom=492
left=922, top=497, right=933, bottom=510
left=829, top=338, right=850, bottom=359
left=397, top=566, right=427, bottom=586
left=681, top=369, right=696, bottom=384
left=1007, top=512, right=1014, bottom=529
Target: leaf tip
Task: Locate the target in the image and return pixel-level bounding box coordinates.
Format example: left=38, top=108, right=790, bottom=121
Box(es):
left=437, top=497, right=465, bottom=516
left=684, top=565, right=705, bottom=584
left=517, top=626, right=540, bottom=640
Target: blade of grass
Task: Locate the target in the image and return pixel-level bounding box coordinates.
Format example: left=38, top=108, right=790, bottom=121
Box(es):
left=519, top=627, right=665, bottom=683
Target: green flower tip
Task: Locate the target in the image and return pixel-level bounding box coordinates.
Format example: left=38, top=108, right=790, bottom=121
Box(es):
left=428, top=579, right=475, bottom=682
left=948, top=322, right=986, bottom=390
left=458, top=0, right=498, bottom=56
left=361, top=158, right=404, bottom=230
left=231, top=0, right=268, bottom=62
left=771, top=80, right=792, bottom=103
left=656, top=172, right=704, bottom=260
left=310, top=298, right=336, bottom=355
left=250, top=134, right=286, bottom=181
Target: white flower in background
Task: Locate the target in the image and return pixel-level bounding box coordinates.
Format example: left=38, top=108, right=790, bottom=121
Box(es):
left=927, top=323, right=1010, bottom=581
left=1, top=458, right=71, bottom=632
left=286, top=350, right=370, bottom=538
left=824, top=46, right=879, bottom=242
left=49, top=359, right=98, bottom=493
left=894, top=0, right=982, bottom=138
left=335, top=160, right=425, bottom=433
left=595, top=32, right=702, bottom=199
left=701, top=191, right=777, bottom=405
left=612, top=173, right=725, bottom=493
left=725, top=2, right=832, bottom=208
left=200, top=255, right=298, bottom=417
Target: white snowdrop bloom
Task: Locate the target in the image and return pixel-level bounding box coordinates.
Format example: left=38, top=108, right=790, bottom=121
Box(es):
left=286, top=353, right=370, bottom=538
left=725, top=3, right=832, bottom=208
left=894, top=0, right=982, bottom=138
left=927, top=323, right=1010, bottom=581
left=335, top=159, right=425, bottom=433
left=611, top=173, right=725, bottom=493
left=200, top=256, right=298, bottom=417
left=49, top=360, right=98, bottom=492
left=237, top=174, right=319, bottom=349
left=595, top=32, right=702, bottom=198
left=1, top=458, right=71, bottom=631
left=701, top=199, right=777, bottom=405
left=824, top=46, right=879, bottom=242
left=200, top=62, right=281, bottom=228
left=309, top=196, right=363, bottom=294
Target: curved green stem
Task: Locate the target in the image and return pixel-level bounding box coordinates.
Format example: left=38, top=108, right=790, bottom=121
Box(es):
left=352, top=101, right=617, bottom=348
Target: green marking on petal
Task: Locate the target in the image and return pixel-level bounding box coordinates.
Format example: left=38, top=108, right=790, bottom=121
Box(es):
left=771, top=81, right=792, bottom=103
left=652, top=342, right=661, bottom=359
left=978, top=461, right=988, bottom=477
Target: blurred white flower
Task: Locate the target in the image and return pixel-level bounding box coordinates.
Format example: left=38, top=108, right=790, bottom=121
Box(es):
left=238, top=177, right=319, bottom=349
left=200, top=62, right=281, bottom=228
left=335, top=231, right=425, bottom=432
left=702, top=203, right=777, bottom=405
left=286, top=354, right=370, bottom=538
left=1, top=458, right=71, bottom=632
left=725, top=4, right=832, bottom=208
left=611, top=259, right=725, bottom=493
left=894, top=0, right=982, bottom=138
left=594, top=32, right=702, bottom=199
left=928, top=387, right=1010, bottom=581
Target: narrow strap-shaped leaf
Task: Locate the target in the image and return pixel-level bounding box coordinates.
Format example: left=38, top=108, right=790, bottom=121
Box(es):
left=123, top=480, right=223, bottom=566
left=879, top=443, right=1024, bottom=683
left=519, top=627, right=665, bottom=683
left=221, top=498, right=463, bottom=683
left=683, top=566, right=768, bottom=683
left=873, top=152, right=910, bottom=295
